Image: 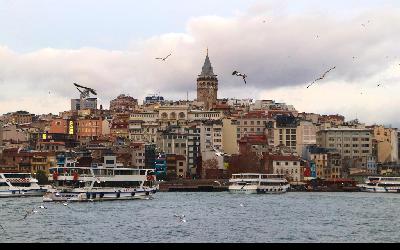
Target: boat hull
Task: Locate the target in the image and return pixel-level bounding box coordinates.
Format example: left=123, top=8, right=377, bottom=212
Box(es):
left=229, top=185, right=289, bottom=194
left=359, top=186, right=400, bottom=193
left=43, top=188, right=157, bottom=202
left=0, top=188, right=47, bottom=198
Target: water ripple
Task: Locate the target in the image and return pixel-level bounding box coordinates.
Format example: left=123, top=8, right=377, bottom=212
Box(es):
left=1, top=192, right=400, bottom=242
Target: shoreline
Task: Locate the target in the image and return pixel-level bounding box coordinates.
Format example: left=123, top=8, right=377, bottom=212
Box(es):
left=158, top=179, right=362, bottom=192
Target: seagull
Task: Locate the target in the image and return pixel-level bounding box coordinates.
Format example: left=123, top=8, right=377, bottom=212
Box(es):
left=0, top=223, right=6, bottom=234
left=306, top=66, right=336, bottom=88
left=377, top=83, right=382, bottom=87
left=38, top=205, right=47, bottom=209
left=232, top=71, right=247, bottom=84
left=175, top=214, right=187, bottom=222
left=23, top=208, right=37, bottom=220
left=63, top=202, right=68, bottom=206
left=155, top=53, right=172, bottom=61
left=240, top=203, right=244, bottom=207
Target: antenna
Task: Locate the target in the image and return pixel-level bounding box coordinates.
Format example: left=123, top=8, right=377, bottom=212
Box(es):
left=187, top=91, right=189, bottom=102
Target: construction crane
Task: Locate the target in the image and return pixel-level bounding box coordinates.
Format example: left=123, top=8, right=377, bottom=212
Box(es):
left=73, top=83, right=97, bottom=99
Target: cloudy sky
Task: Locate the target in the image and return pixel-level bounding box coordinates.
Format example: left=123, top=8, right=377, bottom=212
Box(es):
left=0, top=0, right=399, bottom=127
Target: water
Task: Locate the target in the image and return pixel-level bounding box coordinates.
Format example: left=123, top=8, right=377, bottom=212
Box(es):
left=1, top=192, right=400, bottom=243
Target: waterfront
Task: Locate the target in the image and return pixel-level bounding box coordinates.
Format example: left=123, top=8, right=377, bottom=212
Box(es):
left=1, top=192, right=400, bottom=243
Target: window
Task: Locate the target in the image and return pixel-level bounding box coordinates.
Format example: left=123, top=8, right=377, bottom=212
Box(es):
left=250, top=121, right=254, bottom=125
left=285, top=162, right=289, bottom=166
left=257, top=121, right=260, bottom=125
left=276, top=162, right=280, bottom=165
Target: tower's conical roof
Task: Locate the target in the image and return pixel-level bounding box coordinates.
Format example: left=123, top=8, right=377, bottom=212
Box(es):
left=199, top=50, right=216, bottom=77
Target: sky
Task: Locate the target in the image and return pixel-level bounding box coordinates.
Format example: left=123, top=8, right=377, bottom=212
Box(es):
left=0, top=0, right=400, bottom=127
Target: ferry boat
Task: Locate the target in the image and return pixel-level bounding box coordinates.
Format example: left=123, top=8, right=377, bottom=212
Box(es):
left=0, top=172, right=48, bottom=198
left=228, top=173, right=290, bottom=194
left=357, top=176, right=400, bottom=193
left=43, top=157, right=159, bottom=202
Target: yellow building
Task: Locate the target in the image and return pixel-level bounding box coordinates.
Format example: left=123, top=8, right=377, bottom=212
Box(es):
left=369, top=125, right=398, bottom=163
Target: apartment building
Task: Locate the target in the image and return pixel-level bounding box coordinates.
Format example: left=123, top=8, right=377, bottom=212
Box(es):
left=317, top=127, right=373, bottom=171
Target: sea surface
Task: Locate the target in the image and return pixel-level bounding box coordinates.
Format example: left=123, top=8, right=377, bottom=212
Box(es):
left=1, top=192, right=400, bottom=243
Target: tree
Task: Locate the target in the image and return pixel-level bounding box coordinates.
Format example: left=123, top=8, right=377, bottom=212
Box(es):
left=35, top=170, right=49, bottom=185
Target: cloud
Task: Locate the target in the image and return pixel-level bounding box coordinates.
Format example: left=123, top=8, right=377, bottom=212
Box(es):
left=0, top=5, right=399, bottom=127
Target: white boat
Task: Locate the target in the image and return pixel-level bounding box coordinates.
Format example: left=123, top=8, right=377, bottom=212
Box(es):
left=228, top=173, right=290, bottom=194
left=357, top=176, right=400, bottom=193
left=43, top=160, right=159, bottom=202
left=0, top=172, right=48, bottom=198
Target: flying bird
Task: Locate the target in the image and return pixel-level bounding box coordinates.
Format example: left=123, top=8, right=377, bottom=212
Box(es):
left=232, top=71, right=247, bottom=84
left=306, top=66, right=336, bottom=88
left=155, top=53, right=172, bottom=61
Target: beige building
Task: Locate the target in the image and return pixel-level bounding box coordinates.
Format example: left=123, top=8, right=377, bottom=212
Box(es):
left=317, top=127, right=373, bottom=170
left=199, top=120, right=223, bottom=152
left=271, top=155, right=303, bottom=182
left=2, top=124, right=29, bottom=142
left=129, top=111, right=159, bottom=143
left=10, top=111, right=34, bottom=124
left=296, top=121, right=317, bottom=157
left=157, top=105, right=189, bottom=129
left=273, top=117, right=316, bottom=156
left=222, top=118, right=239, bottom=155
left=368, top=125, right=398, bottom=163
left=236, top=111, right=271, bottom=139
left=131, top=143, right=146, bottom=168
left=187, top=110, right=223, bottom=121
left=101, top=119, right=111, bottom=135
